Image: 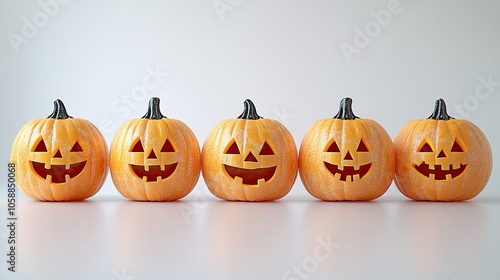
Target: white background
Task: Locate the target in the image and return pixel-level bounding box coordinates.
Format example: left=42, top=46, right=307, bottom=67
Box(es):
left=0, top=1, right=499, bottom=279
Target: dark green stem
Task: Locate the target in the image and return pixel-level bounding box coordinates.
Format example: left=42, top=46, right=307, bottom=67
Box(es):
left=237, top=99, right=262, bottom=120
left=428, top=98, right=454, bottom=120
left=47, top=99, right=72, bottom=119
left=333, top=97, right=358, bottom=120
left=142, top=97, right=166, bottom=119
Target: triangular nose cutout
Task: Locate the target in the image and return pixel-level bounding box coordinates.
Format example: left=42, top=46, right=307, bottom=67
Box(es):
left=53, top=149, right=62, bottom=158
left=148, top=150, right=157, bottom=159
left=344, top=151, right=353, bottom=160
left=245, top=152, right=258, bottom=162
left=437, top=150, right=446, bottom=158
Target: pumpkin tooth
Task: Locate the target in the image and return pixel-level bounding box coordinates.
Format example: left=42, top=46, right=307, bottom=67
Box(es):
left=160, top=164, right=165, bottom=171
left=429, top=173, right=436, bottom=180
left=65, top=174, right=70, bottom=183
left=353, top=174, right=360, bottom=182
left=257, top=178, right=266, bottom=186
left=235, top=176, right=243, bottom=185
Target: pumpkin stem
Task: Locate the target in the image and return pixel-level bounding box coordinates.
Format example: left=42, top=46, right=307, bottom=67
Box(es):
left=237, top=99, right=263, bottom=120
left=47, top=99, right=72, bottom=119
left=142, top=97, right=166, bottom=119
left=428, top=98, right=454, bottom=120
left=333, top=97, right=358, bottom=120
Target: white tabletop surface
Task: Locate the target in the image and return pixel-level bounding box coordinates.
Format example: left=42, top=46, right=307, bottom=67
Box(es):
left=1, top=194, right=499, bottom=280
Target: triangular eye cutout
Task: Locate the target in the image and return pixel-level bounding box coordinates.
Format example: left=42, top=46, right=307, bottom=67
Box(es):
left=357, top=139, right=370, bottom=152
left=259, top=141, right=275, bottom=155
left=451, top=139, right=464, bottom=152
left=161, top=138, right=176, bottom=152
left=225, top=141, right=240, bottom=154
left=34, top=139, right=47, bottom=152
left=326, top=141, right=340, bottom=152
left=131, top=140, right=144, bottom=152
left=70, top=141, right=83, bottom=152
left=419, top=142, right=433, bottom=152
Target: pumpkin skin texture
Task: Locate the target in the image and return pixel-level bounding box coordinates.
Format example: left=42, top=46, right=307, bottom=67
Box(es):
left=394, top=99, right=492, bottom=201
left=202, top=99, right=298, bottom=201
left=299, top=98, right=395, bottom=201
left=10, top=100, right=108, bottom=201
left=110, top=97, right=201, bottom=201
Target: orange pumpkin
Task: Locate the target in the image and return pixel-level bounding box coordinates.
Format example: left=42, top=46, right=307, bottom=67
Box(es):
left=202, top=99, right=298, bottom=201
left=110, top=97, right=201, bottom=201
left=299, top=97, right=395, bottom=201
left=394, top=99, right=492, bottom=201
left=10, top=99, right=108, bottom=201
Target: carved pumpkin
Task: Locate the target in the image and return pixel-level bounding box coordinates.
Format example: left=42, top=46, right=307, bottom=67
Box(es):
left=299, top=98, right=395, bottom=201
left=10, top=100, right=108, bottom=201
left=394, top=99, right=492, bottom=201
left=202, top=99, right=298, bottom=201
left=110, top=97, right=201, bottom=201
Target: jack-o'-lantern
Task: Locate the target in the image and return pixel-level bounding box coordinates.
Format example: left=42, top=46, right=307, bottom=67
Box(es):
left=110, top=97, right=201, bottom=201
left=202, top=99, right=298, bottom=201
left=394, top=99, right=492, bottom=201
left=10, top=99, right=108, bottom=201
left=299, top=98, right=395, bottom=201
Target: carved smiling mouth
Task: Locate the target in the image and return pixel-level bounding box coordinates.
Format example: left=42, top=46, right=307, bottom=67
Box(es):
left=324, top=162, right=372, bottom=182
left=31, top=161, right=87, bottom=184
left=414, top=162, right=467, bottom=180
left=130, top=163, right=178, bottom=182
left=223, top=165, right=276, bottom=185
